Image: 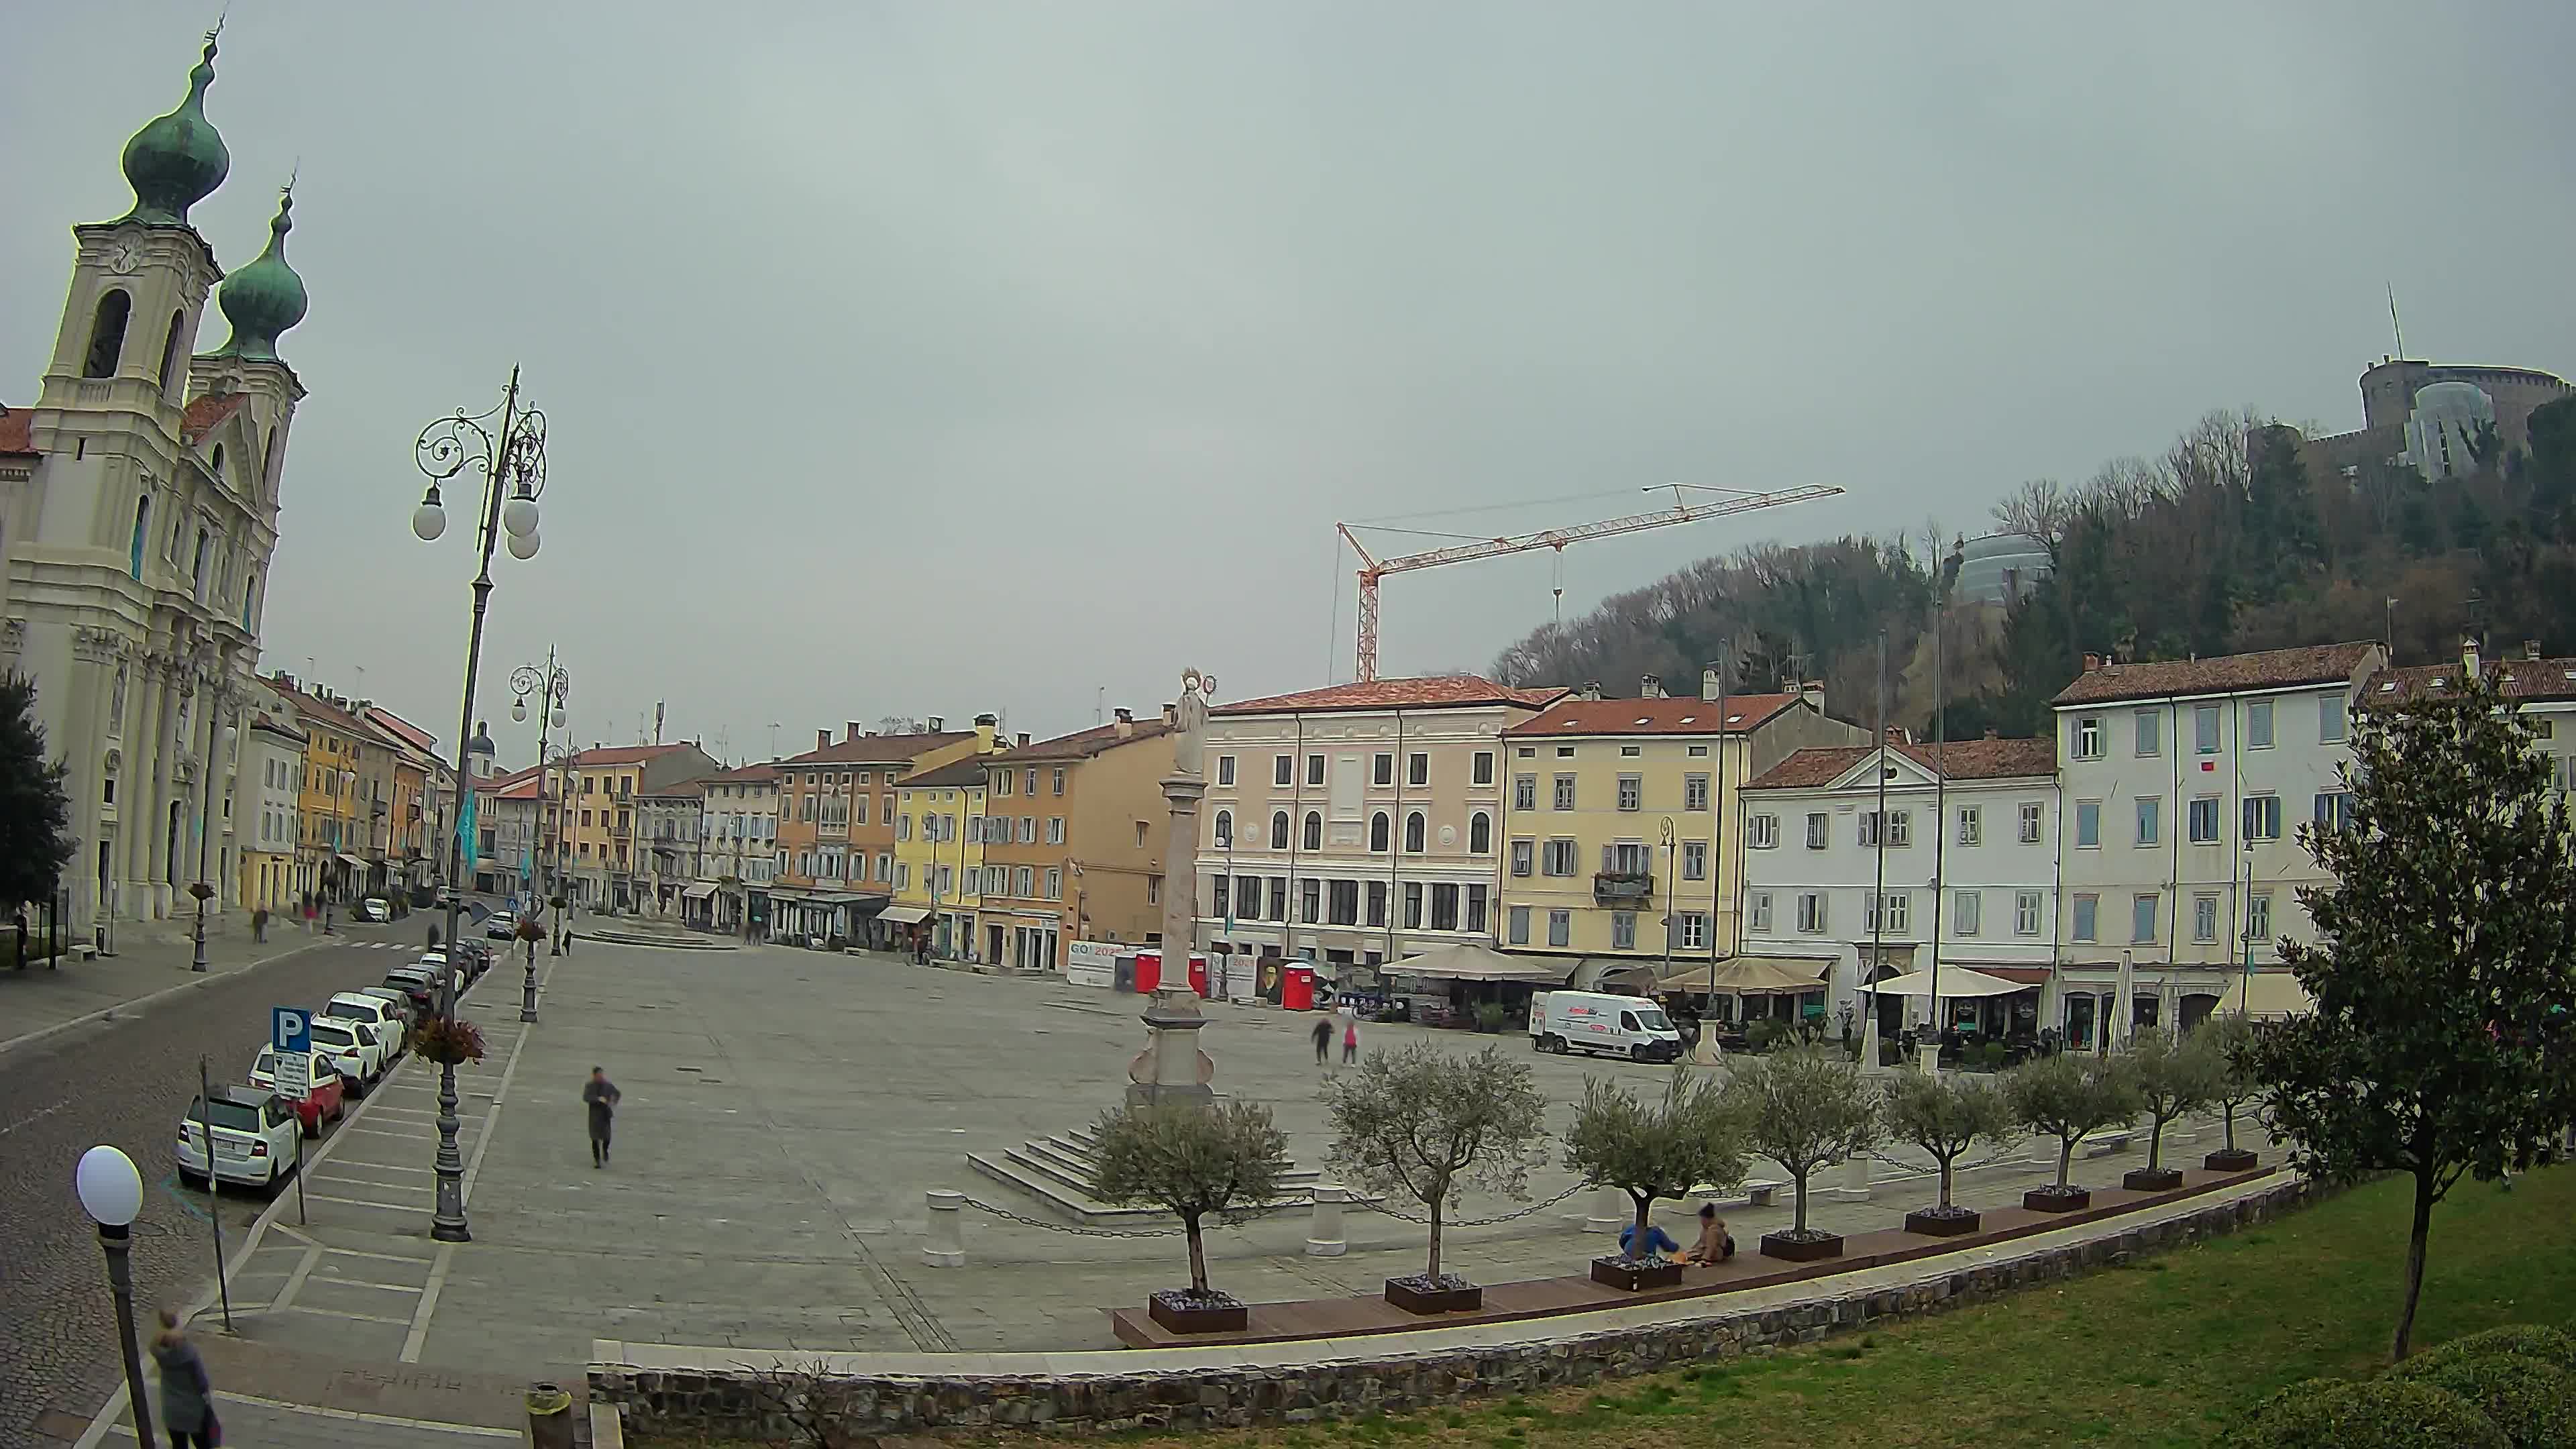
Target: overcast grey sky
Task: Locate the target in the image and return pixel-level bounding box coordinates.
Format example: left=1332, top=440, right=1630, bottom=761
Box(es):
left=9, top=2, right=2575, bottom=763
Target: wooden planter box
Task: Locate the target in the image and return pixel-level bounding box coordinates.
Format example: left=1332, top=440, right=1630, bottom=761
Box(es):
left=2204, top=1148, right=2259, bottom=1173
left=1383, top=1276, right=1483, bottom=1314
left=1759, top=1230, right=1844, bottom=1263
left=1589, top=1256, right=1684, bottom=1291
left=1146, top=1289, right=1248, bottom=1335
left=2023, top=1185, right=2092, bottom=1213
left=1903, top=1207, right=1982, bottom=1237
left=2123, top=1167, right=2185, bottom=1192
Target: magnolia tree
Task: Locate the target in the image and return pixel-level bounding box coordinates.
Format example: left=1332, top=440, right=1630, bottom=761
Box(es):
left=1089, top=1102, right=1289, bottom=1305
left=2004, top=1052, right=2139, bottom=1198
left=1727, top=1042, right=1883, bottom=1242
left=1322, top=1041, right=1549, bottom=1287
left=2195, top=1012, right=2264, bottom=1163
left=1562, top=1071, right=1750, bottom=1263
left=2246, top=673, right=2576, bottom=1361
left=2127, top=1027, right=2224, bottom=1178
left=1882, top=1069, right=2017, bottom=1218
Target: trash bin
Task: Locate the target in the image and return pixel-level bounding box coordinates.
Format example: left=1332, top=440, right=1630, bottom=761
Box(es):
left=1134, top=950, right=1163, bottom=994
left=525, top=1382, right=575, bottom=1449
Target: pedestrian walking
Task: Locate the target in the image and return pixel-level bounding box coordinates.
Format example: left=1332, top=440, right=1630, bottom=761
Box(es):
left=151, top=1308, right=219, bottom=1448
left=1311, top=1016, right=1332, bottom=1065
left=584, top=1065, right=620, bottom=1167
left=250, top=907, right=267, bottom=943
left=1342, top=1016, right=1360, bottom=1065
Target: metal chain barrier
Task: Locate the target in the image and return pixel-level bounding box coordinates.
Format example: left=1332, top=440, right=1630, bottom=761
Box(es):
left=957, top=1195, right=1189, bottom=1238
left=1348, top=1181, right=1587, bottom=1228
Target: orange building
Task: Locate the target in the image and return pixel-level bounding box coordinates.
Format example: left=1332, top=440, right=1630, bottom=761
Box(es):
left=975, top=708, right=1175, bottom=971
left=767, top=716, right=998, bottom=946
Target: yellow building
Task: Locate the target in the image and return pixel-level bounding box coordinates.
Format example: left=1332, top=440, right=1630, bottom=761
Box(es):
left=266, top=676, right=370, bottom=904
left=1497, top=677, right=1862, bottom=981
left=551, top=743, right=721, bottom=913
left=891, top=757, right=992, bottom=958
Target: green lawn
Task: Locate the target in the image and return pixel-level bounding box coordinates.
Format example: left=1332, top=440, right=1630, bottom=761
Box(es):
left=649, top=1165, right=2576, bottom=1449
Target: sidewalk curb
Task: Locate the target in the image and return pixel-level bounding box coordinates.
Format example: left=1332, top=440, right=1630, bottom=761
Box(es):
left=0, top=936, right=334, bottom=1063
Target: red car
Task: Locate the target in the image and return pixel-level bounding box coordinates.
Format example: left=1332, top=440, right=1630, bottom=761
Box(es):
left=250, top=1046, right=347, bottom=1137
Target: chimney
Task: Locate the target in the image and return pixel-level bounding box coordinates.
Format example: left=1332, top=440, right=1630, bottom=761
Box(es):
left=1580, top=680, right=1603, bottom=702
left=2082, top=652, right=2102, bottom=672
left=973, top=713, right=998, bottom=749
left=2526, top=639, right=2542, bottom=661
left=1015, top=732, right=1031, bottom=747
left=2463, top=633, right=2481, bottom=680
left=926, top=716, right=945, bottom=733
left=1799, top=680, right=1825, bottom=708
left=1161, top=701, right=1179, bottom=727
left=1701, top=668, right=1722, bottom=702
left=1113, top=707, right=1134, bottom=739
left=846, top=721, right=863, bottom=743
left=1640, top=674, right=1665, bottom=699
left=817, top=729, right=831, bottom=751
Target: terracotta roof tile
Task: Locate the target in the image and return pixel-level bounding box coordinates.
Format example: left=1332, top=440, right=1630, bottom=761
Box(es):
left=567, top=743, right=693, bottom=767
left=180, top=393, right=249, bottom=444
left=1503, top=694, right=1803, bottom=738
left=1215, top=676, right=1566, bottom=716
left=989, top=718, right=1173, bottom=761
left=2367, top=656, right=2576, bottom=705
left=0, top=407, right=34, bottom=458
left=2051, top=643, right=2380, bottom=706
left=1744, top=736, right=2056, bottom=791
left=773, top=731, right=973, bottom=767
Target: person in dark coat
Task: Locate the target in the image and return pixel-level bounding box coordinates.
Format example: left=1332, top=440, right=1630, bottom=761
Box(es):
left=152, top=1307, right=217, bottom=1447
left=1311, top=1016, right=1333, bottom=1065
left=583, top=1066, right=620, bottom=1167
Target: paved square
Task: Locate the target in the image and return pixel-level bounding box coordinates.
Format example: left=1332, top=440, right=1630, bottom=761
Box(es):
left=212, top=939, right=2276, bottom=1385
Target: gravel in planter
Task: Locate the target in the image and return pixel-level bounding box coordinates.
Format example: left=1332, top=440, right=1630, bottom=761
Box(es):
left=1387, top=1273, right=1477, bottom=1295
left=1903, top=1204, right=1982, bottom=1237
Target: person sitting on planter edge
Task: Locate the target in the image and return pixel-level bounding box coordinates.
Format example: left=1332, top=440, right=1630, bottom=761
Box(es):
left=1619, top=1217, right=1682, bottom=1261
left=1684, top=1202, right=1735, bottom=1263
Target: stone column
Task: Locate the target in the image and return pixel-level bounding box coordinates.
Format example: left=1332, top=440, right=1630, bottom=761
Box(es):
left=1126, top=669, right=1220, bottom=1114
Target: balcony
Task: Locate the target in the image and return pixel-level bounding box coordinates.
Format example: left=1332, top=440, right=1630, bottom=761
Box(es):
left=1593, top=871, right=1654, bottom=904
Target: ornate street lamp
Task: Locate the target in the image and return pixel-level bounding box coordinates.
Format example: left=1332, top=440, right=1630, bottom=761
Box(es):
left=75, top=1145, right=154, bottom=1448
left=190, top=720, right=237, bottom=971
left=510, top=651, right=568, bottom=1020
left=410, top=368, right=548, bottom=1243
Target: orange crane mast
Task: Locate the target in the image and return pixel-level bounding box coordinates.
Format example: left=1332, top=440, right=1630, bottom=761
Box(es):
left=1336, top=483, right=1844, bottom=682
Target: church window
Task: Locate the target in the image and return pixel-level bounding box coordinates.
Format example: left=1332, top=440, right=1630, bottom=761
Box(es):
left=84, top=290, right=131, bottom=378
left=128, top=496, right=150, bottom=578
left=156, top=311, right=185, bottom=395
left=243, top=570, right=256, bottom=630
left=211, top=444, right=225, bottom=488
left=193, top=528, right=210, bottom=600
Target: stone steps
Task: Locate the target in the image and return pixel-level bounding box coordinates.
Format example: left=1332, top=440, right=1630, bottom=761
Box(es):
left=965, top=1124, right=1354, bottom=1227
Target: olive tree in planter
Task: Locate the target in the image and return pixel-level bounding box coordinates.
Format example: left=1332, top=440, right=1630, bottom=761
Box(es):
left=1562, top=1070, right=1750, bottom=1290
left=1884, top=1069, right=2017, bottom=1236
left=1728, top=1042, right=1884, bottom=1261
left=1089, top=1101, right=1289, bottom=1334
left=2120, top=1026, right=2222, bottom=1191
left=2196, top=1013, right=2263, bottom=1172
left=1322, top=1040, right=1549, bottom=1313
left=2003, top=1051, right=2139, bottom=1212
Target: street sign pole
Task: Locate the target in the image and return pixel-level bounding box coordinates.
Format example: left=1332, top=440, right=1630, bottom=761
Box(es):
left=197, top=1056, right=234, bottom=1332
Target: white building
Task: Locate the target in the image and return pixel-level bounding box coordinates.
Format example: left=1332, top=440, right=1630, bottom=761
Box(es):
left=239, top=711, right=303, bottom=912
left=2050, top=642, right=2383, bottom=1046
left=694, top=762, right=780, bottom=932
left=1737, top=736, right=2059, bottom=1038
left=1, top=34, right=309, bottom=934
left=2369, top=638, right=2576, bottom=788
left=636, top=780, right=704, bottom=916
left=1193, top=676, right=1564, bottom=977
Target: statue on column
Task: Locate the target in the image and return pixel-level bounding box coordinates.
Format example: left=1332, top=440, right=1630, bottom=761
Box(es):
left=1171, top=668, right=1215, bottom=777
left=1127, top=667, right=1221, bottom=1112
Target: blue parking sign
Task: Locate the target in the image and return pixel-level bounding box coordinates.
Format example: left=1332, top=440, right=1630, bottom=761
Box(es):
left=272, top=1006, right=311, bottom=1055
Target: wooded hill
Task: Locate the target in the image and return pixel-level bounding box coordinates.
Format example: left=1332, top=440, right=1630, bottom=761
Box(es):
left=1491, top=396, right=2576, bottom=738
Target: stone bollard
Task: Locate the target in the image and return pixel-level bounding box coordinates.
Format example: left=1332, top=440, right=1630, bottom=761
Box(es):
left=1585, top=1183, right=1626, bottom=1232
left=922, top=1189, right=966, bottom=1267
left=525, top=1382, right=576, bottom=1449
left=1305, top=1184, right=1349, bottom=1256
left=1827, top=1154, right=1872, bottom=1201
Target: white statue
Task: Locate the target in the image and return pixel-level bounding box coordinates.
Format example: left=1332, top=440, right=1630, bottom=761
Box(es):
left=1171, top=668, right=1216, bottom=777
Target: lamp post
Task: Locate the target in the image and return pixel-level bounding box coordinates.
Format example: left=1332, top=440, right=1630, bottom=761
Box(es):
left=511, top=653, right=568, bottom=1020
left=75, top=1145, right=155, bottom=1449
left=1658, top=817, right=1678, bottom=987
left=411, top=368, right=549, bottom=1244
left=190, top=719, right=237, bottom=971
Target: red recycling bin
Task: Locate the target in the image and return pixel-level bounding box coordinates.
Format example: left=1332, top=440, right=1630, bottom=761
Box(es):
left=1186, top=953, right=1210, bottom=997
left=1281, top=963, right=1316, bottom=1012
left=1132, top=951, right=1161, bottom=994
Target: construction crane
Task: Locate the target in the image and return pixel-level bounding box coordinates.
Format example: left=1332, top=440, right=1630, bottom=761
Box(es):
left=1336, top=482, right=1845, bottom=682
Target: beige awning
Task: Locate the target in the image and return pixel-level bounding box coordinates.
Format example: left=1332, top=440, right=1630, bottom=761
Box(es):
left=2218, top=970, right=2314, bottom=1019
left=1657, top=955, right=1831, bottom=995
left=1389, top=943, right=1576, bottom=985
left=1864, top=966, right=2027, bottom=998
left=680, top=882, right=718, bottom=900
left=877, top=905, right=932, bottom=925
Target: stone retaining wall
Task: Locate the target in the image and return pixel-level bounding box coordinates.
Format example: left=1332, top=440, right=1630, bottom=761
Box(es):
left=596, top=1177, right=2315, bottom=1440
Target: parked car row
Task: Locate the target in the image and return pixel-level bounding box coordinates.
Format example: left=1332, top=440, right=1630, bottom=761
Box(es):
left=177, top=943, right=493, bottom=1195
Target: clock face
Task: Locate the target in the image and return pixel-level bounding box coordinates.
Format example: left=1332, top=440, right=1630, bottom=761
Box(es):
left=107, top=239, right=143, bottom=275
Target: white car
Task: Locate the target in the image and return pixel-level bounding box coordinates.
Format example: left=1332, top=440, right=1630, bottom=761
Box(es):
left=304, top=1014, right=388, bottom=1091
left=485, top=910, right=518, bottom=941
left=324, top=991, right=409, bottom=1060
left=418, top=953, right=470, bottom=998
left=176, top=1085, right=301, bottom=1192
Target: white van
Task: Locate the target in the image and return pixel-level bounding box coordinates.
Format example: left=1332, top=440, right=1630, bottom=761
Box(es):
left=1529, top=991, right=1684, bottom=1062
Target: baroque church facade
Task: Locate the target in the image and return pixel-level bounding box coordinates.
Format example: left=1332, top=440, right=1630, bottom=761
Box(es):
left=0, top=31, right=310, bottom=935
